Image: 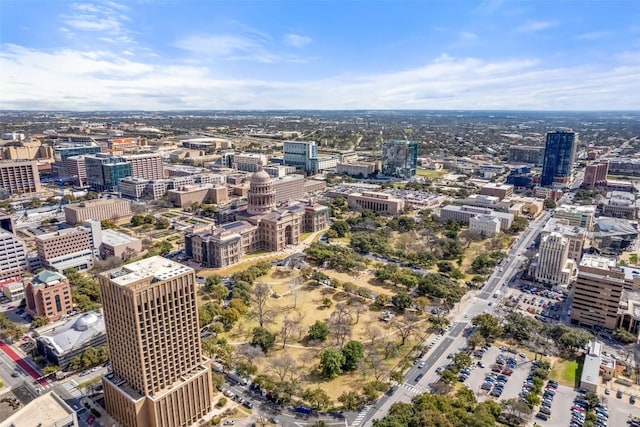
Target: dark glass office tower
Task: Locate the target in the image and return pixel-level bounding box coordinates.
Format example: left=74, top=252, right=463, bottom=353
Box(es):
left=540, top=130, right=577, bottom=186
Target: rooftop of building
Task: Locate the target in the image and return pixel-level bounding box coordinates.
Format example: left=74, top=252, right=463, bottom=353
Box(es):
left=32, top=270, right=65, bottom=286
left=580, top=340, right=601, bottom=387
left=472, top=215, right=501, bottom=224
left=107, top=256, right=194, bottom=286
left=543, top=218, right=586, bottom=236
left=64, top=197, right=128, bottom=210
left=556, top=204, right=596, bottom=214
left=620, top=290, right=640, bottom=319
left=35, top=226, right=89, bottom=240
left=0, top=391, right=74, bottom=427
left=101, top=229, right=140, bottom=247
left=593, top=217, right=638, bottom=235
left=36, top=311, right=105, bottom=355
left=580, top=254, right=617, bottom=270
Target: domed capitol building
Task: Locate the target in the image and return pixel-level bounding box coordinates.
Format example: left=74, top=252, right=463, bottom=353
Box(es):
left=185, top=164, right=329, bottom=268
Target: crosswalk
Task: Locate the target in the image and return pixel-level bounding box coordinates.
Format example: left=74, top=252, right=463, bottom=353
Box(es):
left=351, top=404, right=372, bottom=426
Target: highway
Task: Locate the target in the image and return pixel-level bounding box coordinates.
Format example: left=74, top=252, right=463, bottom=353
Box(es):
left=358, top=211, right=552, bottom=427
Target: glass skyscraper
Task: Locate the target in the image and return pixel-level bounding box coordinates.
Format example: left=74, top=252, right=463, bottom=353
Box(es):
left=381, top=140, right=418, bottom=179
left=540, top=130, right=577, bottom=187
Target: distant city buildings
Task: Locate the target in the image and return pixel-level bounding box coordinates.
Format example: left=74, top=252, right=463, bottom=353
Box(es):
left=99, top=257, right=214, bottom=426
left=381, top=140, right=418, bottom=179
left=283, top=140, right=317, bottom=172
left=53, top=144, right=101, bottom=177
left=85, top=154, right=132, bottom=192
left=540, top=130, right=577, bottom=187
left=508, top=145, right=545, bottom=165
left=583, top=161, right=609, bottom=189
left=0, top=160, right=41, bottom=194
left=122, top=153, right=164, bottom=180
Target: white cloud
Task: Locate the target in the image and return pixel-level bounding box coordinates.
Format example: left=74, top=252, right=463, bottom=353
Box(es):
left=517, top=20, right=555, bottom=33
left=459, top=32, right=478, bottom=41
left=1, top=43, right=639, bottom=110
left=60, top=2, right=133, bottom=44
left=574, top=31, right=611, bottom=40
left=174, top=33, right=309, bottom=64
left=284, top=33, right=312, bottom=47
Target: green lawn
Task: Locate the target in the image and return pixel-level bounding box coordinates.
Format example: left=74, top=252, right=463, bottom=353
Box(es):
left=551, top=358, right=583, bottom=388
left=631, top=253, right=638, bottom=264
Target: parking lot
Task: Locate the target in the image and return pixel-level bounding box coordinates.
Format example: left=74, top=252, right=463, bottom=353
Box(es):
left=463, top=345, right=533, bottom=403
left=504, top=284, right=567, bottom=322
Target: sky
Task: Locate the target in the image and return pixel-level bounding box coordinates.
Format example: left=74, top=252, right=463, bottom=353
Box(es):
left=1, top=0, right=639, bottom=111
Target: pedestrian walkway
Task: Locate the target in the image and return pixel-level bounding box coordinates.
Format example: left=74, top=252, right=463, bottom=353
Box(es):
left=351, top=405, right=372, bottom=426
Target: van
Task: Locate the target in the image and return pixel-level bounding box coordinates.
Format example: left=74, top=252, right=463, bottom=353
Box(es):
left=540, top=407, right=552, bottom=416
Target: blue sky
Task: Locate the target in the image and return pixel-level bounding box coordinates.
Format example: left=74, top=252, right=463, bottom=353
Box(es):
left=1, top=0, right=639, bottom=110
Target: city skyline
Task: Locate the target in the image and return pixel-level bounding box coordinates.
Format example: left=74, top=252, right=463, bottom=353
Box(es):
left=1, top=0, right=639, bottom=111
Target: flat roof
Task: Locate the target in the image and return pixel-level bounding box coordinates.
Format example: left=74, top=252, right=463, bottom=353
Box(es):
left=64, top=197, right=127, bottom=210
left=581, top=340, right=601, bottom=387
left=108, top=256, right=193, bottom=286
left=0, top=391, right=73, bottom=427
left=101, top=229, right=140, bottom=246
left=580, top=254, right=617, bottom=270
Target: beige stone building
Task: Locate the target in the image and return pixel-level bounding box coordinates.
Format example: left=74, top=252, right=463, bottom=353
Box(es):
left=347, top=191, right=405, bottom=215
left=35, top=225, right=99, bottom=272
left=185, top=166, right=329, bottom=268
left=64, top=198, right=132, bottom=225
left=123, top=153, right=164, bottom=180
left=99, top=257, right=213, bottom=427
left=167, top=184, right=229, bottom=208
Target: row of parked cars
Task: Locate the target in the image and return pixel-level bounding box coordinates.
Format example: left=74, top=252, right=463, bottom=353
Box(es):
left=533, top=379, right=558, bottom=421
left=570, top=393, right=608, bottom=427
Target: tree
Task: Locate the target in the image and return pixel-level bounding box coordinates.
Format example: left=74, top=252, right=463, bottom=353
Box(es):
left=543, top=198, right=557, bottom=210
left=341, top=340, right=365, bottom=371
left=252, top=282, right=272, bottom=327
left=393, top=312, right=420, bottom=346
left=268, top=354, right=297, bottom=383
left=205, top=274, right=222, bottom=289
left=510, top=216, right=529, bottom=233
left=155, top=217, right=170, bottom=229
left=453, top=352, right=472, bottom=370
left=351, top=301, right=368, bottom=324
left=280, top=316, right=298, bottom=349
left=42, top=365, right=59, bottom=376
left=468, top=331, right=486, bottom=350
left=612, top=328, right=637, bottom=344
left=330, top=220, right=350, bottom=238
left=302, top=387, right=331, bottom=410
left=251, top=327, right=275, bottom=353
left=338, top=391, right=361, bottom=411
left=131, top=214, right=146, bottom=227
left=100, top=219, right=117, bottom=229
left=375, top=294, right=390, bottom=307
left=501, top=398, right=533, bottom=421
left=288, top=276, right=303, bottom=308
left=472, top=313, right=503, bottom=339
left=319, top=348, right=345, bottom=378
left=308, top=320, right=330, bottom=341
left=31, top=316, right=50, bottom=328
left=391, top=292, right=412, bottom=312
left=557, top=329, right=593, bottom=355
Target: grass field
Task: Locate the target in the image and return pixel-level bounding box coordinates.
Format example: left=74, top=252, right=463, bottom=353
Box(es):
left=416, top=168, right=447, bottom=179
left=551, top=358, right=582, bottom=388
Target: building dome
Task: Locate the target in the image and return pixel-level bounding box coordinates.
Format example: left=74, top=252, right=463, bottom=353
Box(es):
left=247, top=163, right=276, bottom=215
left=74, top=312, right=98, bottom=331
left=250, top=168, right=272, bottom=186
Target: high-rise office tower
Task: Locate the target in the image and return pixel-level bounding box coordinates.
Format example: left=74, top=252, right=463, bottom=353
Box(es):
left=540, top=130, right=577, bottom=186
left=99, top=257, right=213, bottom=427
left=381, top=140, right=418, bottom=179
